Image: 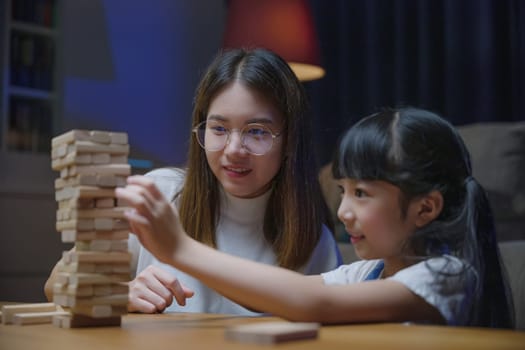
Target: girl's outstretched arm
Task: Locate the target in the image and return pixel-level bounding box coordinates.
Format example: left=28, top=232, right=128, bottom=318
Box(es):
left=115, top=175, right=443, bottom=324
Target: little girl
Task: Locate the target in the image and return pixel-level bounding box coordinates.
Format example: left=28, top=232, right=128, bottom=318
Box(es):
left=116, top=107, right=514, bottom=328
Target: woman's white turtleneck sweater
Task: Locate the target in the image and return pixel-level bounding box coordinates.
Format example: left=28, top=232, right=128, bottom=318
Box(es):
left=129, top=168, right=342, bottom=315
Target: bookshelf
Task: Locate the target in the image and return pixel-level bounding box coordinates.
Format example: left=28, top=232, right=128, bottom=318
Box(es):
left=0, top=0, right=61, bottom=154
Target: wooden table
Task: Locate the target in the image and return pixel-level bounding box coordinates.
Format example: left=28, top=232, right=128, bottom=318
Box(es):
left=1, top=312, right=524, bottom=350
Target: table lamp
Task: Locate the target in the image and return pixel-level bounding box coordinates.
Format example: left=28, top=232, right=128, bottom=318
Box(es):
left=223, top=0, right=325, bottom=82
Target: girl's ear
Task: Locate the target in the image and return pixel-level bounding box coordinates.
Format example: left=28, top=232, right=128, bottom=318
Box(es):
left=414, top=190, right=443, bottom=227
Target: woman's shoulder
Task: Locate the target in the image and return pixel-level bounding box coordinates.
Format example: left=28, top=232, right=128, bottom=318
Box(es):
left=144, top=167, right=186, bottom=199
left=145, top=166, right=185, bottom=179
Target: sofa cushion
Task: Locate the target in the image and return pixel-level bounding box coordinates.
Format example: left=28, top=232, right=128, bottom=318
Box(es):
left=499, top=240, right=525, bottom=330
left=457, top=122, right=525, bottom=241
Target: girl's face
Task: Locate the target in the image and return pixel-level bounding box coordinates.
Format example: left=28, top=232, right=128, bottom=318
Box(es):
left=205, top=81, right=284, bottom=198
left=337, top=178, right=419, bottom=261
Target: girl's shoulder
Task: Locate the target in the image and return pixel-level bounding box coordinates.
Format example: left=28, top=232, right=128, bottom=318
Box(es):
left=144, top=167, right=186, bottom=199
left=322, top=259, right=382, bottom=284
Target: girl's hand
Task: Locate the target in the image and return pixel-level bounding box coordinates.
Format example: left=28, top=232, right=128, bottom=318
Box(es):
left=115, top=175, right=186, bottom=265
left=128, top=265, right=194, bottom=313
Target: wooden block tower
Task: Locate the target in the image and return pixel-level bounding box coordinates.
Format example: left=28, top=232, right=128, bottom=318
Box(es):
left=50, top=130, right=131, bottom=328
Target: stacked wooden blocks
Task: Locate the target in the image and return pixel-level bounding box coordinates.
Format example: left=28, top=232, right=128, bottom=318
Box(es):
left=50, top=130, right=131, bottom=328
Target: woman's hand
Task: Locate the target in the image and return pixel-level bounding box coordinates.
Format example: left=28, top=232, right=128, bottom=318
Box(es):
left=128, top=265, right=194, bottom=313
left=115, top=175, right=187, bottom=265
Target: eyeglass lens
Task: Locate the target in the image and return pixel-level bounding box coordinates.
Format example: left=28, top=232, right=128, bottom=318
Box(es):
left=194, top=120, right=274, bottom=155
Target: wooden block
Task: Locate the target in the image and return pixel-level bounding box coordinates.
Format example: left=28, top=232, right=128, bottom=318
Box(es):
left=57, top=261, right=96, bottom=273
left=70, top=293, right=129, bottom=307
left=58, top=260, right=130, bottom=274
left=68, top=164, right=131, bottom=177
left=54, top=313, right=122, bottom=328
left=97, top=174, right=127, bottom=187
left=51, top=130, right=91, bottom=147
left=103, top=283, right=129, bottom=295
left=12, top=311, right=70, bottom=325
left=60, top=167, right=69, bottom=178
left=62, top=250, right=132, bottom=264
left=76, top=240, right=111, bottom=252
left=54, top=272, right=130, bottom=288
left=53, top=293, right=128, bottom=310
left=92, top=153, right=111, bottom=164
left=57, top=207, right=127, bottom=221
left=56, top=218, right=94, bottom=231
left=56, top=186, right=117, bottom=201
left=76, top=239, right=128, bottom=252
left=55, top=174, right=98, bottom=189
left=109, top=132, right=128, bottom=145
left=113, top=219, right=130, bottom=230
left=71, top=305, right=127, bottom=318
left=90, top=130, right=112, bottom=144
left=95, top=197, right=116, bottom=208
left=58, top=197, right=96, bottom=210
left=61, top=229, right=129, bottom=242
left=110, top=154, right=128, bottom=164
left=94, top=217, right=115, bottom=230
left=54, top=283, right=95, bottom=297
left=2, top=303, right=58, bottom=324
left=63, top=219, right=130, bottom=233
left=51, top=152, right=92, bottom=170
left=224, top=322, right=320, bottom=344
left=107, top=264, right=131, bottom=274
left=72, top=140, right=129, bottom=155
left=55, top=282, right=128, bottom=298
left=51, top=143, right=68, bottom=159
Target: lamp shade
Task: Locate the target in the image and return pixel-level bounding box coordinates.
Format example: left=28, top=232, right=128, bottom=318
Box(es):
left=223, top=0, right=325, bottom=82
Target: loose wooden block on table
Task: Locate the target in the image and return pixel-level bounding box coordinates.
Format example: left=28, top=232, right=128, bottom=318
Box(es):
left=1, top=303, right=59, bottom=324
left=12, top=311, right=70, bottom=325
left=225, top=321, right=320, bottom=344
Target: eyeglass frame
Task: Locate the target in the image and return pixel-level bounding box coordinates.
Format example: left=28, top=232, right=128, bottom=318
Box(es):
left=192, top=120, right=283, bottom=156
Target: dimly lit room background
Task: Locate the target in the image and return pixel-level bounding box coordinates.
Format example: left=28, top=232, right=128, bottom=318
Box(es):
left=13, top=0, right=523, bottom=168
left=0, top=0, right=523, bottom=301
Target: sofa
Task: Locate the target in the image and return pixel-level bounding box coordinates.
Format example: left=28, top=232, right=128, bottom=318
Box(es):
left=319, top=121, right=525, bottom=329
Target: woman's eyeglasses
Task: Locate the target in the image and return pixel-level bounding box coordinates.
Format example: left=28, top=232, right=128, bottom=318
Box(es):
left=192, top=120, right=281, bottom=156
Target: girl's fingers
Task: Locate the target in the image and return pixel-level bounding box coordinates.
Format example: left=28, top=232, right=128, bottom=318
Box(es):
left=125, top=175, right=164, bottom=201
left=123, top=209, right=150, bottom=227
left=116, top=185, right=156, bottom=220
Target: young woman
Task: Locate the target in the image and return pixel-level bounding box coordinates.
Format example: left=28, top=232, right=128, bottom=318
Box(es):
left=117, top=107, right=514, bottom=328
left=44, top=48, right=342, bottom=315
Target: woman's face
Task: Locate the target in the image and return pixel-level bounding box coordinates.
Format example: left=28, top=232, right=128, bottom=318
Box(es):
left=204, top=81, right=284, bottom=198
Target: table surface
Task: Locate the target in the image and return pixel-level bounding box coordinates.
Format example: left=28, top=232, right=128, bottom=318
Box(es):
left=1, top=312, right=525, bottom=350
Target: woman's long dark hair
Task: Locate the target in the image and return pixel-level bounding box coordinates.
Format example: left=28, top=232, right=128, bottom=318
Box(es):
left=332, top=107, right=514, bottom=328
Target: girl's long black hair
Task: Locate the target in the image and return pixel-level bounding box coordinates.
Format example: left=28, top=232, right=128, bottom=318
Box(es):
left=332, top=107, right=514, bottom=328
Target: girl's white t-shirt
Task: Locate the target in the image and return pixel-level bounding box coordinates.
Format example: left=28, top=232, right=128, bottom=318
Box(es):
left=129, top=167, right=342, bottom=315
left=321, top=256, right=474, bottom=325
